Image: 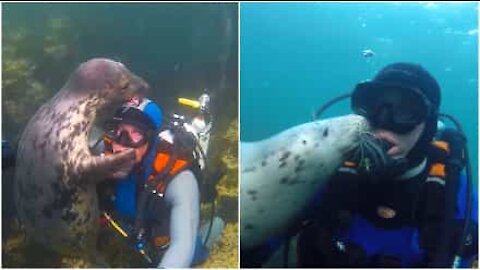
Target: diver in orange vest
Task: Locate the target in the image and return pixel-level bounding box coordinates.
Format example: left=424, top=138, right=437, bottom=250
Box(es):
left=97, top=96, right=222, bottom=268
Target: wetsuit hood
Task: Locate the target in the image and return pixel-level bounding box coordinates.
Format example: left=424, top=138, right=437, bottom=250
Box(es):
left=372, top=63, right=441, bottom=167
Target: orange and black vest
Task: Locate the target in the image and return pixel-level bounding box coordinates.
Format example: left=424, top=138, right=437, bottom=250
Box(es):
left=337, top=140, right=456, bottom=260
left=103, top=137, right=194, bottom=250
left=144, top=145, right=193, bottom=249
left=336, top=140, right=452, bottom=224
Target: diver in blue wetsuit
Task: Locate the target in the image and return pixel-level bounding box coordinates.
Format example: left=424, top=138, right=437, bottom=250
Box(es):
left=98, top=97, right=212, bottom=268
left=297, top=63, right=478, bottom=268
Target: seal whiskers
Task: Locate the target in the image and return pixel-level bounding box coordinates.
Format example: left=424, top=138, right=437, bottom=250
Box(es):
left=351, top=132, right=389, bottom=174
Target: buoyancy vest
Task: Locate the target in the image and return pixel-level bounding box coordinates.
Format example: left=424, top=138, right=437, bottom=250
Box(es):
left=105, top=137, right=196, bottom=250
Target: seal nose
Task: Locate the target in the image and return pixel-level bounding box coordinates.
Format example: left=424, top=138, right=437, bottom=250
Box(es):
left=140, top=80, right=149, bottom=93
left=133, top=75, right=149, bottom=94
left=124, top=75, right=149, bottom=101
left=351, top=114, right=370, bottom=134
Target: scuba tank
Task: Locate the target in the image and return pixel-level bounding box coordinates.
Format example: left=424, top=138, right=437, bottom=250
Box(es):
left=175, top=92, right=222, bottom=248
left=154, top=91, right=221, bottom=250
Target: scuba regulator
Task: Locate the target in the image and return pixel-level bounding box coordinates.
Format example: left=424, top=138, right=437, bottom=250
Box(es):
left=176, top=92, right=213, bottom=170
left=346, top=136, right=408, bottom=182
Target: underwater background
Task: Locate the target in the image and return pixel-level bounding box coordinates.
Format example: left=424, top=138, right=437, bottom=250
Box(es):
left=240, top=2, right=478, bottom=187
left=2, top=3, right=238, bottom=268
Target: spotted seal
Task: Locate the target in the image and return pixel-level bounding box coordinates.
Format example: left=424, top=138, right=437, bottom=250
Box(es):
left=14, top=58, right=147, bottom=259
left=240, top=114, right=369, bottom=249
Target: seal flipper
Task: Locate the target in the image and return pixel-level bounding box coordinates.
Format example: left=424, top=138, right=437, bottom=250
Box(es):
left=89, top=149, right=136, bottom=181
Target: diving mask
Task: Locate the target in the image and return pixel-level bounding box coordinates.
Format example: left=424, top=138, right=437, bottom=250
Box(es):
left=105, top=124, right=149, bottom=148
left=351, top=81, right=433, bottom=134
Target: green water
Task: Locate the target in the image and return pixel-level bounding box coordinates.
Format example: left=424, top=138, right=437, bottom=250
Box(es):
left=3, top=3, right=238, bottom=141
left=2, top=3, right=238, bottom=268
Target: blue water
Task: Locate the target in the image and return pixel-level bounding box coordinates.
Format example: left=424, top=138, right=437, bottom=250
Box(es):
left=240, top=2, right=478, bottom=184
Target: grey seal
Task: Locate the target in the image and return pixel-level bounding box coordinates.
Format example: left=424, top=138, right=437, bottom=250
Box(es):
left=14, top=58, right=147, bottom=262
left=240, top=114, right=369, bottom=249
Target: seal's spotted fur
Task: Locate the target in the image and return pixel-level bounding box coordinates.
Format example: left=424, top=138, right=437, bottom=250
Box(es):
left=14, top=58, right=147, bottom=256
left=240, top=115, right=369, bottom=249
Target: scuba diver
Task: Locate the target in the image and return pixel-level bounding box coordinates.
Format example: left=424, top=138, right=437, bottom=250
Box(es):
left=96, top=94, right=224, bottom=268
left=296, top=62, right=478, bottom=268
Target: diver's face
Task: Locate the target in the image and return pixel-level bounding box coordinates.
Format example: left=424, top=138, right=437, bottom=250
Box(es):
left=111, top=123, right=149, bottom=164
left=373, top=122, right=425, bottom=159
